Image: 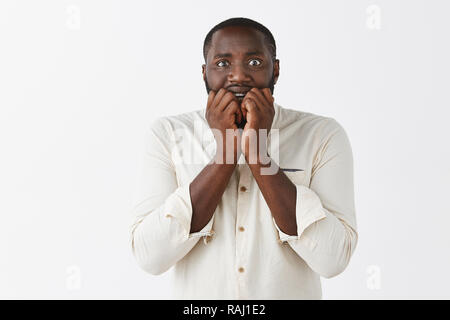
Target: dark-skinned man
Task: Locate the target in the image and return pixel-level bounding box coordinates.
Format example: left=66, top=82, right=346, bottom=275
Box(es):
left=130, top=17, right=358, bottom=299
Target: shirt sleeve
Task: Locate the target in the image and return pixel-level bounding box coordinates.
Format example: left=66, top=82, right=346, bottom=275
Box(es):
left=129, top=117, right=215, bottom=276
left=273, top=118, right=358, bottom=279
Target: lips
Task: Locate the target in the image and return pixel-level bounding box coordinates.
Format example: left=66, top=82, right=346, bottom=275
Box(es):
left=228, top=87, right=251, bottom=100
left=233, top=92, right=247, bottom=99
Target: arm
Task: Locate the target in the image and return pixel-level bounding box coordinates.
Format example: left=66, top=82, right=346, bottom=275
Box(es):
left=247, top=160, right=298, bottom=236
left=130, top=120, right=236, bottom=276
left=130, top=89, right=243, bottom=275
left=248, top=120, right=358, bottom=279
left=241, top=88, right=358, bottom=279
left=189, top=159, right=236, bottom=233
left=190, top=88, right=243, bottom=233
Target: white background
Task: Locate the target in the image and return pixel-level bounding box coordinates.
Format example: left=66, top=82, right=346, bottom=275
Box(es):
left=1, top=0, right=449, bottom=299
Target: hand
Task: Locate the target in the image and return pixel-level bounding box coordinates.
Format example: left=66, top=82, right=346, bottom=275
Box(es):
left=205, top=88, right=244, bottom=164
left=240, top=88, right=275, bottom=164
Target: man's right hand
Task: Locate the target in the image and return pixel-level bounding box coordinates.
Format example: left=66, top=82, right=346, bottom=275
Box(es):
left=205, top=88, right=243, bottom=164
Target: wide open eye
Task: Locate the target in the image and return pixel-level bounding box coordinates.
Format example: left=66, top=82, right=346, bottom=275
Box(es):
left=248, top=59, right=262, bottom=66
left=216, top=60, right=229, bottom=67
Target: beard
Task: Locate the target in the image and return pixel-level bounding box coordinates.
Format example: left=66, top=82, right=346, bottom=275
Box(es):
left=203, top=72, right=276, bottom=129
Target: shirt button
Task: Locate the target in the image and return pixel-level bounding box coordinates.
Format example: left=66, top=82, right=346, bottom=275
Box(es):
left=238, top=226, right=245, bottom=232
left=238, top=267, right=245, bottom=273
left=240, top=186, right=247, bottom=192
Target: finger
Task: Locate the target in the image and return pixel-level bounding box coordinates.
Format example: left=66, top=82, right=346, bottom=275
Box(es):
left=242, top=99, right=257, bottom=127
left=241, top=98, right=257, bottom=115
left=211, top=88, right=228, bottom=109
left=241, top=104, right=247, bottom=121
left=236, top=104, right=243, bottom=124
left=223, top=101, right=239, bottom=122
left=249, top=88, right=270, bottom=110
left=261, top=88, right=274, bottom=104
left=206, top=90, right=216, bottom=110
left=243, top=91, right=264, bottom=112
left=261, top=88, right=275, bottom=115
left=224, top=100, right=241, bottom=124
left=225, top=99, right=242, bottom=123
left=217, top=91, right=238, bottom=112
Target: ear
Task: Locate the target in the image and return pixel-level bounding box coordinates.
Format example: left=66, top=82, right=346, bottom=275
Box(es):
left=273, top=59, right=280, bottom=85
left=202, top=64, right=206, bottom=82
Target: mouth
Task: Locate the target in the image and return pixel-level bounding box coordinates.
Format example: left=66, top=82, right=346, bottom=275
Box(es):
left=228, top=87, right=251, bottom=100
left=226, top=88, right=251, bottom=126
left=233, top=92, right=247, bottom=100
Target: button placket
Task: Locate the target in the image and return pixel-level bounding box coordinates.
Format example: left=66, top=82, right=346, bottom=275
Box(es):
left=235, top=164, right=251, bottom=297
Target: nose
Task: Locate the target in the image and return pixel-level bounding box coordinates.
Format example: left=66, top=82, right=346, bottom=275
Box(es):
left=228, top=63, right=251, bottom=83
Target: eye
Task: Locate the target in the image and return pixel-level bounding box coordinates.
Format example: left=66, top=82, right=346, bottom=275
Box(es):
left=248, top=59, right=262, bottom=66
left=216, top=60, right=229, bottom=67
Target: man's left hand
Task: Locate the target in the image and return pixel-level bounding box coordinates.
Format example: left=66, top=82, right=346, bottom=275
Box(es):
left=240, top=88, right=275, bottom=163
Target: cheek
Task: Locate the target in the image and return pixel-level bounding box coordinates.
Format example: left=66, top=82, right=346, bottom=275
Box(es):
left=206, top=71, right=226, bottom=90
left=253, top=71, right=272, bottom=87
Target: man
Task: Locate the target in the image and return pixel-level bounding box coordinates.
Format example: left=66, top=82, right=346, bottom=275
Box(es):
left=130, top=17, right=358, bottom=299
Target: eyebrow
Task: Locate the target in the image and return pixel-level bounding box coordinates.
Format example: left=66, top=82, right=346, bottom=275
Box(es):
left=213, top=51, right=264, bottom=59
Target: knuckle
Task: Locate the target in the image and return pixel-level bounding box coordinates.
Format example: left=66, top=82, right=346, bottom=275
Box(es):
left=229, top=103, right=238, bottom=111
left=223, top=91, right=233, bottom=100
left=228, top=90, right=236, bottom=97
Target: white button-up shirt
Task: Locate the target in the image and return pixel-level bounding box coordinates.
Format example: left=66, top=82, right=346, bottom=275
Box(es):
left=129, top=102, right=358, bottom=299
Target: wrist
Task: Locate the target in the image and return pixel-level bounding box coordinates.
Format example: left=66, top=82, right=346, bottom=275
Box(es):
left=213, top=136, right=241, bottom=165
left=244, top=149, right=269, bottom=165
left=212, top=151, right=239, bottom=166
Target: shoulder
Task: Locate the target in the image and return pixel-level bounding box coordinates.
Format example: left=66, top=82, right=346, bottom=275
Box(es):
left=275, top=103, right=345, bottom=140
left=146, top=108, right=207, bottom=140
left=145, top=109, right=207, bottom=145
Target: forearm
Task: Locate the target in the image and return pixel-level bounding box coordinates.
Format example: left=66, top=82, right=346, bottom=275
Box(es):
left=189, top=154, right=237, bottom=233
left=248, top=158, right=298, bottom=236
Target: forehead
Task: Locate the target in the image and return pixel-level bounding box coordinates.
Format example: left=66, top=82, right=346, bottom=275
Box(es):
left=208, top=26, right=268, bottom=58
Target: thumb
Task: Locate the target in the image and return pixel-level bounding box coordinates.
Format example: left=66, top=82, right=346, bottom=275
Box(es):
left=243, top=98, right=257, bottom=112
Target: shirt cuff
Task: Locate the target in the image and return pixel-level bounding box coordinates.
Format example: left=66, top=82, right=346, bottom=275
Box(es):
left=273, top=184, right=327, bottom=244
left=163, top=184, right=215, bottom=244
left=188, top=215, right=215, bottom=245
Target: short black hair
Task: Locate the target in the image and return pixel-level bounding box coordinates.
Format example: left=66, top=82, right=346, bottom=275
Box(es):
left=203, top=17, right=277, bottom=62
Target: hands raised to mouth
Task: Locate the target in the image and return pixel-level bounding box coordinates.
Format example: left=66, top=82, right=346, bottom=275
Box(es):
left=205, top=87, right=275, bottom=164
